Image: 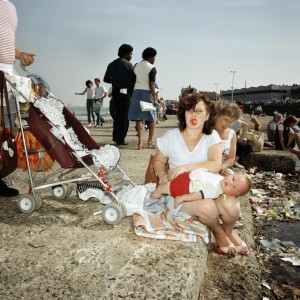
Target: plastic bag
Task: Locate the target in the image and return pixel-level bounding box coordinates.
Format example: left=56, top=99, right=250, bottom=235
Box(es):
left=140, top=101, right=156, bottom=112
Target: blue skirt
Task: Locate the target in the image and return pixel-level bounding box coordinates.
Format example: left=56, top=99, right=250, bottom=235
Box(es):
left=128, top=89, right=157, bottom=122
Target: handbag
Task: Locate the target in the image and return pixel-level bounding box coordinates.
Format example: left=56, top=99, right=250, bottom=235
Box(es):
left=15, top=129, right=54, bottom=172
left=245, top=131, right=264, bottom=152
left=0, top=71, right=18, bottom=178
left=140, top=101, right=156, bottom=112
left=93, top=101, right=101, bottom=113
left=144, top=154, right=169, bottom=186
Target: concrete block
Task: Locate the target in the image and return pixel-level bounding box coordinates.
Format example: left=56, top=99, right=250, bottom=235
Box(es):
left=239, top=148, right=299, bottom=173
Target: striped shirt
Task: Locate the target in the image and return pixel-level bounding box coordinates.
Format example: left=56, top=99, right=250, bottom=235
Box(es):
left=0, top=0, right=17, bottom=64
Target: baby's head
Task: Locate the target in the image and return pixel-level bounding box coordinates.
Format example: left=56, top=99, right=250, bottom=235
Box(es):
left=221, top=174, right=252, bottom=197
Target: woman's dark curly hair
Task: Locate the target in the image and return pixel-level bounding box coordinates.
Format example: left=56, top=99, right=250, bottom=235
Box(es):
left=177, top=93, right=215, bottom=134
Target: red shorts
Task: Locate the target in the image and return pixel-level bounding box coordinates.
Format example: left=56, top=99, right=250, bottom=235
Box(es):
left=169, top=172, right=190, bottom=198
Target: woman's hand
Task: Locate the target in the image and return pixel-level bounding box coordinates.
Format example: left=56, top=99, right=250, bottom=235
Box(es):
left=168, top=165, right=188, bottom=180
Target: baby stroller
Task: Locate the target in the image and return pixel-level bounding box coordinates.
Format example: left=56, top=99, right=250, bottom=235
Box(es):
left=3, top=71, right=135, bottom=225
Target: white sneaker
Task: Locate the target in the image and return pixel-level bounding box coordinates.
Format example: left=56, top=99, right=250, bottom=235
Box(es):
left=88, top=123, right=92, bottom=127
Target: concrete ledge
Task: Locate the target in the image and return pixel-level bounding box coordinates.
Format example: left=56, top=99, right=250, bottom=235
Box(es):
left=239, top=148, right=299, bottom=173
left=101, top=227, right=208, bottom=300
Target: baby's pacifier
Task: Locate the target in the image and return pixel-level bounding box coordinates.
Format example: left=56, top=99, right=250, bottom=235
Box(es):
left=190, top=118, right=197, bottom=125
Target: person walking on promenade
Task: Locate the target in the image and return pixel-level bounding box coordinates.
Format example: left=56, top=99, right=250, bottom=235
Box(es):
left=128, top=47, right=158, bottom=150
left=94, top=77, right=107, bottom=127
left=75, top=80, right=95, bottom=127
left=0, top=0, right=35, bottom=197
left=104, top=44, right=134, bottom=146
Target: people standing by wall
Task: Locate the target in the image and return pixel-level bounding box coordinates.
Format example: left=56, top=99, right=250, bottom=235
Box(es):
left=159, top=98, right=168, bottom=121
left=104, top=44, right=134, bottom=146
left=75, top=80, right=95, bottom=127
left=0, top=0, right=35, bottom=197
left=255, top=105, right=262, bottom=117
left=94, top=78, right=107, bottom=127
left=128, top=47, right=158, bottom=150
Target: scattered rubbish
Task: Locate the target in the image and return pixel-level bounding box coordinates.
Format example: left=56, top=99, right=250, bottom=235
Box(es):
left=280, top=257, right=300, bottom=266
left=260, top=239, right=281, bottom=252
left=261, top=281, right=271, bottom=290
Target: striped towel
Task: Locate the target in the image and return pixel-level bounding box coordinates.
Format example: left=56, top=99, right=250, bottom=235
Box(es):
left=133, top=210, right=209, bottom=243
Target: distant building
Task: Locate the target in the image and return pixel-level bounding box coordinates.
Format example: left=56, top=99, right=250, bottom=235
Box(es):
left=220, top=84, right=299, bottom=102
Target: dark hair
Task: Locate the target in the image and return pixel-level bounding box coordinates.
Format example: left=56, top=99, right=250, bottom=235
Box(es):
left=142, top=47, right=157, bottom=60
left=85, top=80, right=92, bottom=87
left=177, top=93, right=215, bottom=134
left=118, top=44, right=133, bottom=57
left=283, top=115, right=298, bottom=127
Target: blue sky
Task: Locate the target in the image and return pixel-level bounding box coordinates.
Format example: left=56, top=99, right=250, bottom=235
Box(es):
left=13, top=0, right=299, bottom=107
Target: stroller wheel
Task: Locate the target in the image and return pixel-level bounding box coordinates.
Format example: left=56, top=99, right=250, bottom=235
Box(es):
left=102, top=203, right=123, bottom=225
left=18, top=194, right=37, bottom=213
left=35, top=193, right=43, bottom=210
left=119, top=202, right=127, bottom=219
left=51, top=185, right=68, bottom=200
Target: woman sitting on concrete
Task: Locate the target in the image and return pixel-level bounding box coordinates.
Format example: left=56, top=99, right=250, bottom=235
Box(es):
left=267, top=112, right=283, bottom=143
left=274, top=115, right=300, bottom=158
left=153, top=94, right=249, bottom=255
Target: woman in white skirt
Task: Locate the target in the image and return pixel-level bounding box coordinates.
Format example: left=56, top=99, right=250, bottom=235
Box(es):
left=128, top=47, right=158, bottom=150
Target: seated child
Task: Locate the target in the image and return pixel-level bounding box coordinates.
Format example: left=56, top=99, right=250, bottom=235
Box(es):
left=150, top=169, right=251, bottom=208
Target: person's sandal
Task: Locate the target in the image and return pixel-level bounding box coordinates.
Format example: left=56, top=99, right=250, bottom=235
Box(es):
left=138, top=144, right=145, bottom=150
left=235, top=241, right=249, bottom=255
left=215, top=243, right=237, bottom=255
left=147, top=142, right=156, bottom=149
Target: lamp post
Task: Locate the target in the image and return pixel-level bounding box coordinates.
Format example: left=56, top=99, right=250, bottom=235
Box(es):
left=215, top=83, right=219, bottom=101
left=230, top=70, right=236, bottom=102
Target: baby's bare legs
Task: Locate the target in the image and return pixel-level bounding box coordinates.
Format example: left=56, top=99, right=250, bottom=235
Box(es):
left=150, top=182, right=170, bottom=199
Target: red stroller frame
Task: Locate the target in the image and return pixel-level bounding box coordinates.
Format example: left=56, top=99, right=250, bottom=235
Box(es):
left=4, top=72, right=134, bottom=225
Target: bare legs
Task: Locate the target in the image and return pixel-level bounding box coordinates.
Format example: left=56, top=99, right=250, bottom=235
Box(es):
left=136, top=121, right=144, bottom=149
left=287, top=133, right=300, bottom=158
left=136, top=120, right=155, bottom=149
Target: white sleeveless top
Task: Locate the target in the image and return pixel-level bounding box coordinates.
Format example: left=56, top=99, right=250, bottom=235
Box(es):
left=87, top=87, right=94, bottom=99
left=134, top=60, right=154, bottom=90
left=221, top=128, right=235, bottom=161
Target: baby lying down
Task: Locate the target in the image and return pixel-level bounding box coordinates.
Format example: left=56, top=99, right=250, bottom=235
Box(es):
left=150, top=168, right=251, bottom=208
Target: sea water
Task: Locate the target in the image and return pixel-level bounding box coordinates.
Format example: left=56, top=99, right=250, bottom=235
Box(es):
left=67, top=99, right=112, bottom=122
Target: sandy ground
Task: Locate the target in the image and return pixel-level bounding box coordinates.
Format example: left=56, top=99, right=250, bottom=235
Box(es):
left=0, top=113, right=298, bottom=299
